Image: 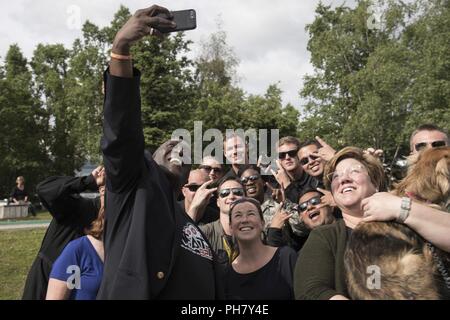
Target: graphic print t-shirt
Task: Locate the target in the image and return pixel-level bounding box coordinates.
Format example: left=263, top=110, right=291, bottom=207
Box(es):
left=158, top=212, right=215, bottom=300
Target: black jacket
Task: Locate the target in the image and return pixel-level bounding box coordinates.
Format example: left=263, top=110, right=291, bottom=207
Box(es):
left=285, top=173, right=322, bottom=203
left=22, top=175, right=99, bottom=299
left=97, top=70, right=221, bottom=300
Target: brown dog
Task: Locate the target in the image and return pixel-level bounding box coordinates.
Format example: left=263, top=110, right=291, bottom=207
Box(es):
left=345, top=147, right=450, bottom=300
left=394, top=146, right=450, bottom=209
left=345, top=221, right=448, bottom=299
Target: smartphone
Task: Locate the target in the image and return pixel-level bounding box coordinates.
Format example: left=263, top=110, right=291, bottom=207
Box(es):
left=157, top=9, right=197, bottom=33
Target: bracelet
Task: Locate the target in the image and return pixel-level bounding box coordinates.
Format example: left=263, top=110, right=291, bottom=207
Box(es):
left=396, top=197, right=411, bottom=223
left=110, top=52, right=132, bottom=61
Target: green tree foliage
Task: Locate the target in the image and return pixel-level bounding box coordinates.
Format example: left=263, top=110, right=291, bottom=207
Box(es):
left=0, top=45, right=48, bottom=197
left=31, top=43, right=84, bottom=175
left=299, top=0, right=450, bottom=159
left=192, top=24, right=300, bottom=141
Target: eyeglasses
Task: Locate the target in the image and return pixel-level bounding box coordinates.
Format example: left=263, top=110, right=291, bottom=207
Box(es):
left=278, top=149, right=298, bottom=159
left=298, top=196, right=321, bottom=212
left=184, top=184, right=201, bottom=192
left=414, top=140, right=447, bottom=152
left=199, top=165, right=223, bottom=173
left=240, top=174, right=260, bottom=184
left=219, top=188, right=244, bottom=198
left=299, top=154, right=320, bottom=166
left=327, top=164, right=367, bottom=184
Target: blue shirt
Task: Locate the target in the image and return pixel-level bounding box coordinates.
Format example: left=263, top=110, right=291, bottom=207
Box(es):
left=50, top=236, right=103, bottom=300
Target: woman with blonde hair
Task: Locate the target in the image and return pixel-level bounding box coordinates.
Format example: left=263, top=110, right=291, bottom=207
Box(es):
left=294, top=147, right=386, bottom=300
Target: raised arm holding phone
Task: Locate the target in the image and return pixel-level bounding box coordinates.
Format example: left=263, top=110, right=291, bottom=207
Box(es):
left=98, top=5, right=222, bottom=300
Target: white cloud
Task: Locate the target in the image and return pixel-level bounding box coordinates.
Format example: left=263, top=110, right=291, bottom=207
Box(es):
left=0, top=0, right=352, bottom=109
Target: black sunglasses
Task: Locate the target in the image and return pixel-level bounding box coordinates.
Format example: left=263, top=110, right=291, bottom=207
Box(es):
left=278, top=149, right=298, bottom=160
left=199, top=165, right=223, bottom=173
left=219, top=188, right=244, bottom=198
left=299, top=154, right=320, bottom=166
left=298, top=196, right=321, bottom=212
left=414, top=140, right=446, bottom=152
left=184, top=184, right=201, bottom=192
left=240, top=174, right=260, bottom=184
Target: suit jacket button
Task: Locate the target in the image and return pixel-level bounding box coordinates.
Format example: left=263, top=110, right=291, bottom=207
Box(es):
left=157, top=271, right=165, bottom=279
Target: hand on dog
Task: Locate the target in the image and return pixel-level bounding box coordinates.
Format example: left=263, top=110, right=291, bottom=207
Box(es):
left=361, top=192, right=402, bottom=222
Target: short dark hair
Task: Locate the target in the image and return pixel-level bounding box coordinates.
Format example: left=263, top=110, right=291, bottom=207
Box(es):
left=228, top=197, right=264, bottom=224
left=410, top=124, right=449, bottom=151
left=237, top=164, right=260, bottom=177
left=217, top=176, right=243, bottom=192
left=299, top=139, right=322, bottom=150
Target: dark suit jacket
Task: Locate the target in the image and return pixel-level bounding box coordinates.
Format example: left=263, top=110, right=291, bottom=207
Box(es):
left=97, top=69, right=222, bottom=300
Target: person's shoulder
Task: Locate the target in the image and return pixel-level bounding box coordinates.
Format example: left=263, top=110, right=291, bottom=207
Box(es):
left=199, top=219, right=218, bottom=233
left=63, top=236, right=87, bottom=254
left=276, top=245, right=298, bottom=260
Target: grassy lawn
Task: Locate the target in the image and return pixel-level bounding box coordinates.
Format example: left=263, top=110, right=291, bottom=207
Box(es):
left=0, top=228, right=46, bottom=299
left=0, top=211, right=51, bottom=223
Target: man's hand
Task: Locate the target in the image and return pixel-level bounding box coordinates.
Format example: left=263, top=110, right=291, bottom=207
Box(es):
left=112, top=5, right=174, bottom=54
left=266, top=181, right=286, bottom=204
left=269, top=205, right=293, bottom=229
left=270, top=160, right=293, bottom=189
left=363, top=147, right=384, bottom=160
left=110, top=5, right=175, bottom=77
left=317, top=187, right=336, bottom=208
left=187, top=180, right=217, bottom=222
left=92, top=166, right=106, bottom=187
left=315, top=136, right=336, bottom=162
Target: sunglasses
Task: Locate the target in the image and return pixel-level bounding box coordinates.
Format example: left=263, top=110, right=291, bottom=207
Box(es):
left=298, top=196, right=321, bottom=212
left=414, top=140, right=446, bottom=152
left=219, top=188, right=244, bottom=198
left=199, top=165, right=223, bottom=173
left=184, top=184, right=201, bottom=192
left=240, top=174, right=260, bottom=184
left=299, top=154, right=320, bottom=166
left=278, top=149, right=299, bottom=160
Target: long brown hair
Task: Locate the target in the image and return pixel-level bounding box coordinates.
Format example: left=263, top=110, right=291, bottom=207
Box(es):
left=85, top=186, right=105, bottom=240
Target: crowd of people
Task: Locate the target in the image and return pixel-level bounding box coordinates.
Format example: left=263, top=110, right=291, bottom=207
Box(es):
left=20, top=5, right=450, bottom=300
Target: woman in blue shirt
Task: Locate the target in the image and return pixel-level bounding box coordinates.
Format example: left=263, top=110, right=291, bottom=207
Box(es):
left=46, top=185, right=105, bottom=300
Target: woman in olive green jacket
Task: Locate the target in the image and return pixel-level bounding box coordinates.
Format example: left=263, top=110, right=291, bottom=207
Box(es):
left=294, top=147, right=386, bottom=300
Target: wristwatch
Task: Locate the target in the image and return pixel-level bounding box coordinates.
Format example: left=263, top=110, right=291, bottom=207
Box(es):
left=396, top=197, right=411, bottom=223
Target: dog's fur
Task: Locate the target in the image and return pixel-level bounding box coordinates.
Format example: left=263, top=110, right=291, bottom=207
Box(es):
left=345, top=147, right=450, bottom=300
left=394, top=146, right=450, bottom=208
left=345, top=221, right=446, bottom=299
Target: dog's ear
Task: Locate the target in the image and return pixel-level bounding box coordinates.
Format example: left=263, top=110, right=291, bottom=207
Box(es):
left=434, top=156, right=450, bottom=198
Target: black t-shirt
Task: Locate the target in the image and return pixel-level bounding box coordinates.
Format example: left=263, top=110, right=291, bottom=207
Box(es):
left=285, top=173, right=322, bottom=203
left=98, top=69, right=221, bottom=300
left=179, top=199, right=220, bottom=225
left=11, top=187, right=29, bottom=201
left=158, top=212, right=215, bottom=299
left=224, top=246, right=297, bottom=300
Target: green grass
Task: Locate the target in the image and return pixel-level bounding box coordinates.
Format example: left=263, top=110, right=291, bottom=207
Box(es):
left=0, top=211, right=51, bottom=224
left=0, top=228, right=46, bottom=300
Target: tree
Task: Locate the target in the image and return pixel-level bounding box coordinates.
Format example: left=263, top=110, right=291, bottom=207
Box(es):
left=31, top=43, right=84, bottom=175
left=0, top=44, right=49, bottom=197
left=299, top=0, right=449, bottom=160
left=192, top=23, right=299, bottom=140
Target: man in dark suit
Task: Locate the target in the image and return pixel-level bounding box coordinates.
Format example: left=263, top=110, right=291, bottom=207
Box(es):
left=97, top=4, right=221, bottom=299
